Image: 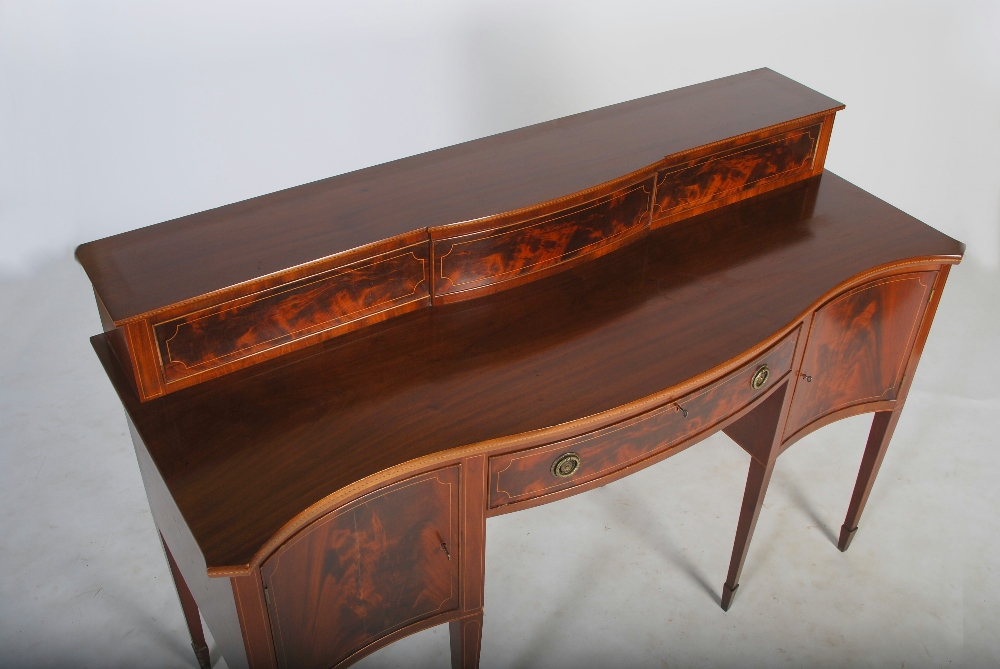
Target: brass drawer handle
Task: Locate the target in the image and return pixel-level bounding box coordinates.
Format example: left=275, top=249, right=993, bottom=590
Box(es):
left=551, top=452, right=581, bottom=478
left=751, top=365, right=770, bottom=390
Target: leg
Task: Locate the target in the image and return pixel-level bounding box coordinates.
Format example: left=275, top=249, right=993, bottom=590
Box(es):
left=720, top=383, right=788, bottom=610
left=722, top=457, right=777, bottom=610
left=838, top=410, right=897, bottom=551
left=838, top=267, right=953, bottom=551
left=161, top=534, right=212, bottom=669
left=450, top=455, right=487, bottom=668
left=450, top=612, right=484, bottom=669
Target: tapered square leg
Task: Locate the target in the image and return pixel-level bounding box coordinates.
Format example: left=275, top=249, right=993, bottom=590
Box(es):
left=450, top=613, right=483, bottom=669
left=839, top=410, right=897, bottom=552
left=720, top=382, right=789, bottom=610
left=722, top=456, right=777, bottom=609
left=720, top=583, right=739, bottom=611
left=838, top=524, right=859, bottom=552
left=161, top=534, right=212, bottom=669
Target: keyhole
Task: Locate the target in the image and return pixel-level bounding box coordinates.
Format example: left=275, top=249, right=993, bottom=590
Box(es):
left=436, top=531, right=451, bottom=560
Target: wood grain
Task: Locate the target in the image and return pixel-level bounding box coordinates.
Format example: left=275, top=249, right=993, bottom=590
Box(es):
left=77, top=69, right=843, bottom=322
left=783, top=272, right=934, bottom=439
left=261, top=468, right=459, bottom=669
left=653, top=123, right=820, bottom=222
left=231, top=572, right=278, bottom=669
left=92, top=172, right=963, bottom=574
left=719, top=381, right=790, bottom=611
left=433, top=178, right=653, bottom=301
left=450, top=614, right=484, bottom=669
left=489, top=330, right=798, bottom=508
left=79, top=70, right=845, bottom=399
left=836, top=265, right=953, bottom=550
left=153, top=244, right=429, bottom=384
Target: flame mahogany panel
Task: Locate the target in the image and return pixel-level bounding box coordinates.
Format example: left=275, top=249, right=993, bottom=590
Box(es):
left=261, top=467, right=459, bottom=669
left=79, top=71, right=848, bottom=400
left=783, top=272, right=934, bottom=440
left=150, top=243, right=430, bottom=386
left=432, top=179, right=654, bottom=301
left=489, top=330, right=799, bottom=509
left=653, top=123, right=821, bottom=223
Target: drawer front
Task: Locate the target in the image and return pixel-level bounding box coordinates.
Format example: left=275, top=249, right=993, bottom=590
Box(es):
left=489, top=329, right=799, bottom=508
left=432, top=178, right=654, bottom=301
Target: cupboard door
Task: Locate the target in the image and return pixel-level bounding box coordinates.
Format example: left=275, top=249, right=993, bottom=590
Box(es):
left=784, top=272, right=934, bottom=439
left=261, top=467, right=460, bottom=669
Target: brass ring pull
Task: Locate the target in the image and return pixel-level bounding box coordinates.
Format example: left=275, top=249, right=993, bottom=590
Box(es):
left=551, top=452, right=581, bottom=478
left=751, top=365, right=770, bottom=390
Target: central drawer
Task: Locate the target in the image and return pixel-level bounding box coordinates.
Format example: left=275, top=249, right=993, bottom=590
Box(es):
left=489, top=328, right=799, bottom=509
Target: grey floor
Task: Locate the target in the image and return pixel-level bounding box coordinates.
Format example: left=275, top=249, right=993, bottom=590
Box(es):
left=1, top=254, right=997, bottom=668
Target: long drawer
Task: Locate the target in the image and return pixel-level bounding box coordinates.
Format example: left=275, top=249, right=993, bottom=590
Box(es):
left=489, top=328, right=799, bottom=509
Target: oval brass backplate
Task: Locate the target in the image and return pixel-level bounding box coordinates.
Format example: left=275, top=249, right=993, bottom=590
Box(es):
left=551, top=452, right=581, bottom=478
left=751, top=365, right=770, bottom=390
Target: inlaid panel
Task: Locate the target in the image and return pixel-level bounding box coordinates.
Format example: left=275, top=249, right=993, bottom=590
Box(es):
left=153, top=244, right=430, bottom=384
left=489, top=330, right=799, bottom=508
left=432, top=179, right=654, bottom=301
left=653, top=123, right=821, bottom=223
left=784, top=272, right=934, bottom=439
left=261, top=467, right=459, bottom=669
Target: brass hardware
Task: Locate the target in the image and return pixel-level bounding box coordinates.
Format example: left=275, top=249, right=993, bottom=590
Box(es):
left=751, top=365, right=770, bottom=390
left=800, top=372, right=812, bottom=383
left=551, top=452, right=581, bottom=478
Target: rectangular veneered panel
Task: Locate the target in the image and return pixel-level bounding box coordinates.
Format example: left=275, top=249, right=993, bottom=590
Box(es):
left=432, top=178, right=654, bottom=301
left=653, top=123, right=822, bottom=224
left=489, top=330, right=799, bottom=508
left=784, top=272, right=935, bottom=439
left=78, top=70, right=844, bottom=323
left=151, top=243, right=430, bottom=386
left=261, top=468, right=459, bottom=669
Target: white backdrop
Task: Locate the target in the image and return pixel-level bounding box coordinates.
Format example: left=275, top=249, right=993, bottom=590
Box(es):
left=1, top=0, right=998, bottom=273
left=2, top=2, right=1000, bottom=668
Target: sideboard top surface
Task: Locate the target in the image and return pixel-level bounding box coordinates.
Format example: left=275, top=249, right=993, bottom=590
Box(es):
left=93, top=171, right=963, bottom=571
left=77, top=68, right=842, bottom=321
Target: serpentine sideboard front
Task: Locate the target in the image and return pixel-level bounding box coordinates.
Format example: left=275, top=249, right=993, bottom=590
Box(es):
left=78, top=69, right=963, bottom=669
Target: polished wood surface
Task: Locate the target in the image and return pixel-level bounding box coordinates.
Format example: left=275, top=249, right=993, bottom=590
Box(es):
left=162, top=535, right=212, bottom=669
left=836, top=265, right=953, bottom=551
left=232, top=573, right=279, bottom=669
left=262, top=468, right=459, bottom=669
left=450, top=615, right=484, bottom=669
left=80, top=70, right=966, bottom=669
left=652, top=121, right=819, bottom=222
left=77, top=70, right=843, bottom=400
left=488, top=330, right=798, bottom=509
left=432, top=177, right=653, bottom=302
left=784, top=272, right=934, bottom=439
left=92, top=171, right=963, bottom=575
left=77, top=69, right=840, bottom=321
left=720, top=382, right=791, bottom=611
left=154, top=242, right=431, bottom=384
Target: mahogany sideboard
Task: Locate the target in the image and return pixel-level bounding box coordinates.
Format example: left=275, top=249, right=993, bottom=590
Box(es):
left=78, top=69, right=963, bottom=669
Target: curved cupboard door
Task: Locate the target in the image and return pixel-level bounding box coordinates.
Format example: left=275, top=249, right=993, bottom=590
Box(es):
left=784, top=272, right=934, bottom=439
left=261, top=467, right=460, bottom=669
